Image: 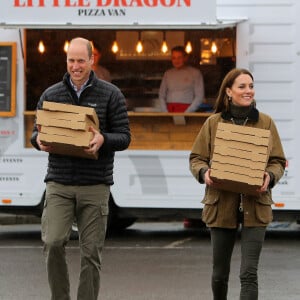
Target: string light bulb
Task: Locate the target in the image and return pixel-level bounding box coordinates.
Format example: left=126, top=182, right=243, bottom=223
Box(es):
left=185, top=41, right=192, bottom=54
left=161, top=32, right=168, bottom=54
left=211, top=41, right=218, bottom=54
left=136, top=41, right=143, bottom=53
left=161, top=41, right=168, bottom=54
left=111, top=41, right=119, bottom=53
left=38, top=40, right=45, bottom=54
left=136, top=32, right=143, bottom=53
left=63, top=40, right=69, bottom=53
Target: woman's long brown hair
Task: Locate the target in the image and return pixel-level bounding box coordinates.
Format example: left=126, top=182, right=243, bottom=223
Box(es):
left=214, top=68, right=254, bottom=113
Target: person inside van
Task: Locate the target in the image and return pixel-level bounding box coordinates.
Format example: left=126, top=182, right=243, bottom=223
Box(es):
left=92, top=42, right=111, bottom=82
left=159, top=45, right=205, bottom=113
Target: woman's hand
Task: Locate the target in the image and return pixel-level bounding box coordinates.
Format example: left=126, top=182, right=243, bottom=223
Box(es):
left=204, top=169, right=214, bottom=186
left=257, top=172, right=270, bottom=193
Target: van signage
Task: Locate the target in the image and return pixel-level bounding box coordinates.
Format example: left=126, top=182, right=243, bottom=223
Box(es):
left=14, top=0, right=192, bottom=7
left=1, top=0, right=216, bottom=26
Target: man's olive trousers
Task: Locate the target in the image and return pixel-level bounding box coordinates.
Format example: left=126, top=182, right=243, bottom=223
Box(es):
left=42, top=181, right=110, bottom=300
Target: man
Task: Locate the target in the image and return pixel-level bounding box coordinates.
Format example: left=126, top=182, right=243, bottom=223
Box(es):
left=159, top=45, right=205, bottom=112
left=31, top=37, right=131, bottom=300
left=92, top=42, right=111, bottom=82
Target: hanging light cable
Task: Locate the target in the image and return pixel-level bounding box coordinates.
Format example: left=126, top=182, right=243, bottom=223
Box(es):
left=111, top=31, right=119, bottom=53
left=161, top=31, right=168, bottom=54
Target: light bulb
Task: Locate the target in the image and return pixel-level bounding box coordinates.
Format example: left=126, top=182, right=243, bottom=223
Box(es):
left=185, top=41, right=192, bottom=54
left=111, top=41, right=119, bottom=53
left=63, top=41, right=69, bottom=53
left=211, top=41, right=218, bottom=54
left=38, top=40, right=45, bottom=54
left=136, top=40, right=143, bottom=53
left=161, top=41, right=168, bottom=54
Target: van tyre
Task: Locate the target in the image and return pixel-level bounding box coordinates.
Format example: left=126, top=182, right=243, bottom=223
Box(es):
left=107, top=194, right=137, bottom=234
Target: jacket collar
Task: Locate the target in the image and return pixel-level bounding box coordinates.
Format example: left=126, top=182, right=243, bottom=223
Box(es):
left=221, top=105, right=259, bottom=123
left=63, top=70, right=96, bottom=89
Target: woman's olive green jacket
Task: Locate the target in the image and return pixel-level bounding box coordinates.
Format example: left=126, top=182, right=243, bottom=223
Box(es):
left=189, top=112, right=286, bottom=228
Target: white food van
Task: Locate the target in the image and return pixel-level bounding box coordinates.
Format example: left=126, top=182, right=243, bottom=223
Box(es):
left=0, top=0, right=298, bottom=230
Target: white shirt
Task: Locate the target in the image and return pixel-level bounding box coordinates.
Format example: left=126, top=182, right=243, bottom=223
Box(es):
left=159, top=65, right=205, bottom=112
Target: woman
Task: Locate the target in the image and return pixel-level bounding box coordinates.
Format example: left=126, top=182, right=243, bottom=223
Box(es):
left=189, top=68, right=286, bottom=299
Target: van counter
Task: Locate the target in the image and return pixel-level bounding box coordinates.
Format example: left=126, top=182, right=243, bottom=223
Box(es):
left=24, top=111, right=212, bottom=150
left=127, top=112, right=211, bottom=150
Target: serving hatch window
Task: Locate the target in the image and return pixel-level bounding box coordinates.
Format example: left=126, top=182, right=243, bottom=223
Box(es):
left=25, top=28, right=236, bottom=111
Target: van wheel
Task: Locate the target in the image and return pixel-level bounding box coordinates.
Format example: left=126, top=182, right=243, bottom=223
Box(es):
left=107, top=195, right=137, bottom=233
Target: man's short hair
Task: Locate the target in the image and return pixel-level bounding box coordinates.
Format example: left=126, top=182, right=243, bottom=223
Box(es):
left=171, top=46, right=187, bottom=56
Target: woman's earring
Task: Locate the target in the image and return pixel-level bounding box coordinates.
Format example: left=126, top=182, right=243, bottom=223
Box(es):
left=228, top=96, right=232, bottom=101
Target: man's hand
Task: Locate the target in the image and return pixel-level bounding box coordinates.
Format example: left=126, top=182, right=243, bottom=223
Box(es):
left=84, top=126, right=104, bottom=155
left=37, top=125, right=52, bottom=152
